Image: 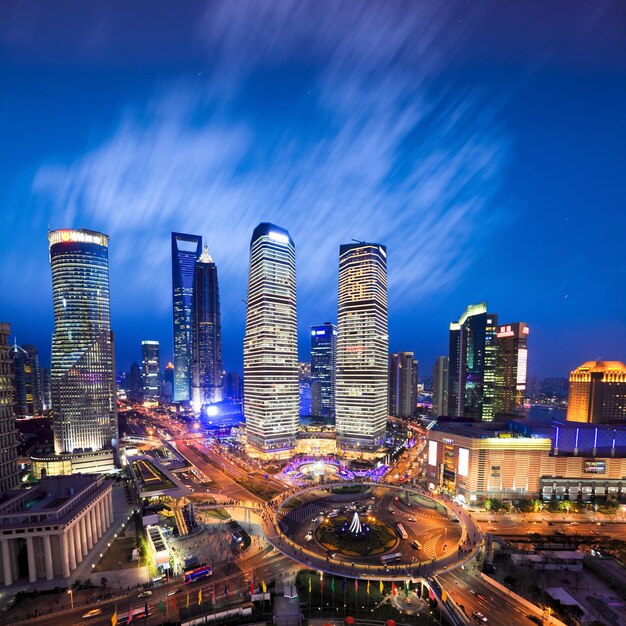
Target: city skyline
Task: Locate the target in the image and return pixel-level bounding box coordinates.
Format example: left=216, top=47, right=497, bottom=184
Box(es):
left=1, top=2, right=625, bottom=379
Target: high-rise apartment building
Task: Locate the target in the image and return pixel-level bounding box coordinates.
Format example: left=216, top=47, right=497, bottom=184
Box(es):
left=243, top=223, right=299, bottom=456
left=171, top=232, right=202, bottom=403
left=11, top=342, right=42, bottom=417
left=432, top=356, right=449, bottom=417
left=494, top=322, right=529, bottom=416
left=567, top=361, right=626, bottom=424
left=0, top=323, right=19, bottom=492
left=48, top=229, right=117, bottom=455
left=448, top=302, right=498, bottom=422
left=388, top=352, right=417, bottom=419
left=141, top=340, right=160, bottom=401
left=310, top=323, right=337, bottom=420
left=336, top=242, right=388, bottom=452
left=191, top=245, right=223, bottom=410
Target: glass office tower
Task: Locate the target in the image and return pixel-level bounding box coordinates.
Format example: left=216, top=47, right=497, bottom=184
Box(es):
left=11, top=342, right=42, bottom=417
left=310, top=322, right=337, bottom=420
left=336, top=242, right=388, bottom=452
left=141, top=340, right=160, bottom=401
left=0, top=323, right=19, bottom=492
left=48, top=229, right=117, bottom=454
left=243, top=223, right=298, bottom=456
left=432, top=355, right=449, bottom=417
left=448, top=302, right=498, bottom=422
left=494, top=322, right=529, bottom=416
left=171, top=232, right=202, bottom=403
left=191, top=245, right=223, bottom=410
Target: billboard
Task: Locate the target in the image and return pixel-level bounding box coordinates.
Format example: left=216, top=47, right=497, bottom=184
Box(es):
left=458, top=447, right=469, bottom=477
left=428, top=440, right=437, bottom=467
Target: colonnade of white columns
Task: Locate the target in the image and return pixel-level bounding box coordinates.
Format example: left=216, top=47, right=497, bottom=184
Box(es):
left=1, top=489, right=114, bottom=586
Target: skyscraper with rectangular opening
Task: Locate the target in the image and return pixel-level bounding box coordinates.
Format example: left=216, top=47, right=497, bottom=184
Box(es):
left=171, top=232, right=202, bottom=403
left=336, top=242, right=388, bottom=453
left=48, top=229, right=117, bottom=455
left=243, top=223, right=298, bottom=456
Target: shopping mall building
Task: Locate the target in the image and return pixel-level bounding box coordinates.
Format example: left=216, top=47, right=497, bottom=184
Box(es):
left=425, top=419, right=626, bottom=503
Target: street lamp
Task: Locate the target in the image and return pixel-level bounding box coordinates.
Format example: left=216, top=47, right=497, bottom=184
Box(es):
left=68, top=588, right=74, bottom=609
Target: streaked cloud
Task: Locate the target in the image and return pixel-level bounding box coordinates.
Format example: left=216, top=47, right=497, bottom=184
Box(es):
left=32, top=2, right=510, bottom=345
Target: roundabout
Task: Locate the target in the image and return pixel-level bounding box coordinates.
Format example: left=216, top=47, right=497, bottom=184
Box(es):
left=262, top=481, right=482, bottom=581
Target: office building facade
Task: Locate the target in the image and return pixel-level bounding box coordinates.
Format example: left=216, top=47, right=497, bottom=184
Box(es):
left=310, top=323, right=337, bottom=420
left=48, top=229, right=117, bottom=457
left=243, top=223, right=299, bottom=456
left=141, top=340, right=160, bottom=401
left=448, top=302, right=498, bottom=422
left=388, top=352, right=417, bottom=419
left=432, top=356, right=449, bottom=417
left=191, top=245, right=223, bottom=410
left=171, top=232, right=202, bottom=403
left=336, top=242, right=388, bottom=453
left=494, top=322, right=529, bottom=416
left=567, top=361, right=626, bottom=424
left=0, top=323, right=19, bottom=493
left=10, top=342, right=42, bottom=417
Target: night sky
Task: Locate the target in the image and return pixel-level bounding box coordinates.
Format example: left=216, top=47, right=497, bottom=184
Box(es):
left=1, top=1, right=625, bottom=377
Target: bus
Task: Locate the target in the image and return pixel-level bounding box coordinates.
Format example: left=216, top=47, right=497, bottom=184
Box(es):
left=380, top=552, right=403, bottom=565
left=396, top=522, right=408, bottom=540
left=183, top=564, right=213, bottom=584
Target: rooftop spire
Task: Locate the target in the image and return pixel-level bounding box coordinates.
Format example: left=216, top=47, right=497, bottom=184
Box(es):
left=198, top=243, right=213, bottom=263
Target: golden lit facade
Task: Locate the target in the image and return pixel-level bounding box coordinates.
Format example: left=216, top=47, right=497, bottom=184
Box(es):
left=49, top=229, right=117, bottom=456
left=243, top=223, right=299, bottom=456
left=567, top=361, right=626, bottom=424
left=494, top=322, right=529, bottom=416
left=427, top=425, right=552, bottom=502
left=336, top=242, right=388, bottom=452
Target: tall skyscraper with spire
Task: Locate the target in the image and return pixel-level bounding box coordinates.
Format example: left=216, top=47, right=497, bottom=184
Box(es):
left=336, top=242, right=388, bottom=453
left=48, top=229, right=117, bottom=456
left=171, top=232, right=202, bottom=403
left=191, top=244, right=223, bottom=410
left=243, top=223, right=298, bottom=456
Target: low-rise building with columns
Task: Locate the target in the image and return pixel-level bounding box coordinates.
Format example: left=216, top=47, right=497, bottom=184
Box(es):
left=0, top=474, right=113, bottom=585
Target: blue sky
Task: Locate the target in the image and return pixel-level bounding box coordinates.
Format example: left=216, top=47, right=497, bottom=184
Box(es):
left=1, top=1, right=625, bottom=377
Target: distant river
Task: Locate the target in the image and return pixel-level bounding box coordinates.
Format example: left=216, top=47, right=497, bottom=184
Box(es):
left=521, top=405, right=567, bottom=422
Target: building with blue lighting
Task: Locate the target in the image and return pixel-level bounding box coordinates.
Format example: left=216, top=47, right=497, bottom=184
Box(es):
left=310, top=323, right=337, bottom=421
left=171, top=232, right=202, bottom=403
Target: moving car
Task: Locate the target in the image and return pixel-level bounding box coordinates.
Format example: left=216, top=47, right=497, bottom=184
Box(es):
left=138, top=590, right=153, bottom=598
left=82, top=609, right=103, bottom=619
left=472, top=611, right=488, bottom=623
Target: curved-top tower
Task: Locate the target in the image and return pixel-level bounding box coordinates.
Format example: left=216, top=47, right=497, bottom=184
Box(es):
left=48, top=229, right=117, bottom=455
left=243, top=223, right=298, bottom=457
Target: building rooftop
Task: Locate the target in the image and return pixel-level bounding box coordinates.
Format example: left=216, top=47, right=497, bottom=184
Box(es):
left=0, top=475, right=109, bottom=528
left=573, top=360, right=626, bottom=373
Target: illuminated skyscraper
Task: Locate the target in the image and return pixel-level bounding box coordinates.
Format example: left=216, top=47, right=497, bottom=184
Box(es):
left=567, top=361, right=626, bottom=424
left=10, top=342, right=42, bottom=417
left=141, top=340, right=160, bottom=401
left=310, top=322, right=337, bottom=420
left=432, top=356, right=449, bottom=417
left=494, top=322, right=529, bottom=416
left=0, top=323, right=19, bottom=492
left=48, top=229, right=117, bottom=455
left=243, top=223, right=298, bottom=456
left=448, top=302, right=498, bottom=422
left=191, top=245, right=223, bottom=410
left=336, top=242, right=388, bottom=452
left=388, top=352, right=417, bottom=419
left=171, top=232, right=202, bottom=403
